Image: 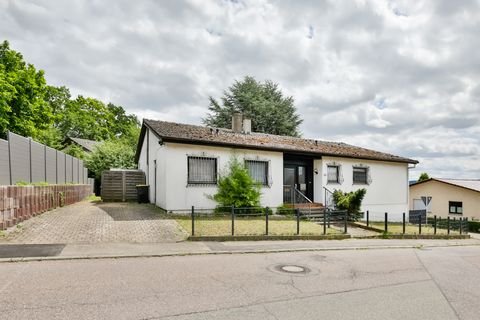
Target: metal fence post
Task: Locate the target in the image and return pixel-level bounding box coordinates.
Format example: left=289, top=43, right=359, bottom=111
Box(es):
left=231, top=206, right=235, bottom=236
left=384, top=212, right=388, bottom=233
left=323, top=209, right=326, bottom=235
left=459, top=217, right=463, bottom=235
left=296, top=208, right=300, bottom=235
left=402, top=212, right=406, bottom=234
left=265, top=207, right=269, bottom=236
left=453, top=217, right=456, bottom=233
left=366, top=210, right=369, bottom=227
left=344, top=211, right=348, bottom=234
left=418, top=214, right=422, bottom=234
left=465, top=217, right=469, bottom=234
left=434, top=215, right=437, bottom=235
left=447, top=216, right=450, bottom=235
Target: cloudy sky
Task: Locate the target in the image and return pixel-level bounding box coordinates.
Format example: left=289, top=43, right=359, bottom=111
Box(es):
left=2, top=0, right=479, bottom=179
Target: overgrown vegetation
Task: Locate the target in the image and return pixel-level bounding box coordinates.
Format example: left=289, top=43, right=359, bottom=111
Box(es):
left=332, top=188, right=367, bottom=214
left=210, top=157, right=261, bottom=209
left=85, top=140, right=136, bottom=178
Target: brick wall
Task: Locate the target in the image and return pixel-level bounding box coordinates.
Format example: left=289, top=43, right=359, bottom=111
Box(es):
left=0, top=185, right=93, bottom=230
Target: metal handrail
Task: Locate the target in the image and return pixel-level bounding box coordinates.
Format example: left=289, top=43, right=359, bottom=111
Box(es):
left=294, top=187, right=312, bottom=203
left=323, top=186, right=335, bottom=210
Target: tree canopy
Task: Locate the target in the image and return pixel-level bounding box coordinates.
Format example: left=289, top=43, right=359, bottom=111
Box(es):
left=85, top=141, right=137, bottom=179
left=0, top=40, right=140, bottom=177
left=203, top=76, right=303, bottom=137
left=0, top=40, right=53, bottom=138
left=418, top=172, right=430, bottom=182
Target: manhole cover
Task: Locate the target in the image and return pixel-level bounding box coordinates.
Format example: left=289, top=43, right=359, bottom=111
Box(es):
left=271, top=264, right=311, bottom=275
left=281, top=265, right=305, bottom=273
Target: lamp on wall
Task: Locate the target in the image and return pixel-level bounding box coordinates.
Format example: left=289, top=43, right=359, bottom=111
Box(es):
left=314, top=168, right=319, bottom=175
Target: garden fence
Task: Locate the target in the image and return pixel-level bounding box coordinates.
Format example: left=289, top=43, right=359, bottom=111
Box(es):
left=0, top=131, right=93, bottom=187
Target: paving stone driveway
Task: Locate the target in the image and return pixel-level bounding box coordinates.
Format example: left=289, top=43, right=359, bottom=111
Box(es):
left=0, top=201, right=188, bottom=244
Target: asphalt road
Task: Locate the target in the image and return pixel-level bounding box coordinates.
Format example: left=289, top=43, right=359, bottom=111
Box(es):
left=0, top=246, right=479, bottom=320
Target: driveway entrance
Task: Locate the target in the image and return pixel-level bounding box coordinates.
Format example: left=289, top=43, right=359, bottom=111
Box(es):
left=0, top=201, right=187, bottom=244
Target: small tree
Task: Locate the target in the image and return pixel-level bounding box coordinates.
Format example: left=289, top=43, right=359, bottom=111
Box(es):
left=418, top=172, right=430, bottom=182
left=210, top=158, right=261, bottom=209
left=332, top=189, right=367, bottom=214
left=85, top=140, right=136, bottom=178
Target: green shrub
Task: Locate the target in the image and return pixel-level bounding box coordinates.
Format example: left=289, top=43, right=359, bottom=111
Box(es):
left=332, top=188, right=366, bottom=214
left=210, top=157, right=261, bottom=209
left=276, top=204, right=295, bottom=215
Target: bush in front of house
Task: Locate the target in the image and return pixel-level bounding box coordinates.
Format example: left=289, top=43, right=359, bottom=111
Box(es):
left=210, top=157, right=261, bottom=210
left=332, top=188, right=367, bottom=214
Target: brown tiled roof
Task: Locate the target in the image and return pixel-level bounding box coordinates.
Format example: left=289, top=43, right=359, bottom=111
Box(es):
left=139, top=119, right=418, bottom=164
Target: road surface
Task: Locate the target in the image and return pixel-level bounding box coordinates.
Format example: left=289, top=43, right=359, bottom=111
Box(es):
left=0, top=245, right=479, bottom=319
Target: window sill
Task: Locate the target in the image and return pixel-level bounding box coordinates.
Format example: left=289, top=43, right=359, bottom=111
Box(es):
left=327, top=181, right=340, bottom=185
left=352, top=183, right=368, bottom=185
left=186, top=183, right=218, bottom=187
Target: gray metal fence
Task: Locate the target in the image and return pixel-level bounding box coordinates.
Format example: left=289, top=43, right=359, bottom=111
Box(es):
left=0, top=131, right=93, bottom=187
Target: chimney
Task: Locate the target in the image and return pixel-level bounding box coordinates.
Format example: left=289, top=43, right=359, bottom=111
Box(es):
left=242, top=118, right=252, bottom=134
left=232, top=112, right=243, bottom=133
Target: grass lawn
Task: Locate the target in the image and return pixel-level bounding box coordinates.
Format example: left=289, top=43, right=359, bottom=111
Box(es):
left=356, top=222, right=460, bottom=235
left=175, top=216, right=340, bottom=236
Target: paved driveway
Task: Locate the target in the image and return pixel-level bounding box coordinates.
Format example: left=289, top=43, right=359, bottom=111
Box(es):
left=0, top=201, right=188, bottom=244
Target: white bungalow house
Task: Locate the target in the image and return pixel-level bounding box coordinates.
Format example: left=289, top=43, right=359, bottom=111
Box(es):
left=135, top=115, right=418, bottom=220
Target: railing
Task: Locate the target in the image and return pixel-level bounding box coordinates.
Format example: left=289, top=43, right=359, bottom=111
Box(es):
left=283, top=184, right=294, bottom=204
left=282, top=185, right=314, bottom=216
left=293, top=187, right=313, bottom=216
left=323, top=187, right=335, bottom=210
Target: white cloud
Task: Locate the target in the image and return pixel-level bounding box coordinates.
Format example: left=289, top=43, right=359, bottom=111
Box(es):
left=1, top=0, right=479, bottom=179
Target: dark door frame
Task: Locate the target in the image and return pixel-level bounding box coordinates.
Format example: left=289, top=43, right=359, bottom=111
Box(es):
left=283, top=154, right=314, bottom=202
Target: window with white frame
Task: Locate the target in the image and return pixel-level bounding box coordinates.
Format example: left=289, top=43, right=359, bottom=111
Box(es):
left=245, top=160, right=269, bottom=186
left=187, top=156, right=217, bottom=184
left=327, top=165, right=340, bottom=183
left=353, top=167, right=368, bottom=184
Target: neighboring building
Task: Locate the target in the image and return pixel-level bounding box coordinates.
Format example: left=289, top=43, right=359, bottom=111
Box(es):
left=410, top=178, right=480, bottom=219
left=64, top=137, right=101, bottom=153
left=135, top=115, right=418, bottom=219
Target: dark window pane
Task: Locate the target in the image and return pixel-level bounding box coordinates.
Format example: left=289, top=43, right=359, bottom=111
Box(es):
left=448, top=201, right=463, bottom=214
left=353, top=167, right=368, bottom=184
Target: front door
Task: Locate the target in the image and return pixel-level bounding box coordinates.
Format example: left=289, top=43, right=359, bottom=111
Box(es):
left=283, top=163, right=312, bottom=203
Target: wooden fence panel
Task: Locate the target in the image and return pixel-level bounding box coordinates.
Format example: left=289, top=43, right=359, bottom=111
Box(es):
left=101, top=170, right=146, bottom=202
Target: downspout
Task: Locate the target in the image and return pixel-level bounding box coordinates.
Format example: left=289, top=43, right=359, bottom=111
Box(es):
left=407, top=163, right=417, bottom=209
left=146, top=128, right=149, bottom=186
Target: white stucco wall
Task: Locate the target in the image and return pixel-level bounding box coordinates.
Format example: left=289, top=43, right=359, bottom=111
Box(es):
left=137, top=133, right=411, bottom=218
left=161, top=143, right=284, bottom=211
left=320, top=156, right=409, bottom=221
left=313, top=159, right=323, bottom=203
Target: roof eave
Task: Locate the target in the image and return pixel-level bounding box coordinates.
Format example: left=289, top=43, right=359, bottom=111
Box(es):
left=160, top=136, right=418, bottom=164
left=410, top=178, right=480, bottom=193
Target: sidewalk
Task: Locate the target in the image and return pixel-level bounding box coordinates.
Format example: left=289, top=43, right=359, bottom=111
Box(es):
left=1, top=237, right=480, bottom=262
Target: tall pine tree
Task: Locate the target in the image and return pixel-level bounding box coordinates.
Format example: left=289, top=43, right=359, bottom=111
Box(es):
left=203, top=76, right=303, bottom=137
